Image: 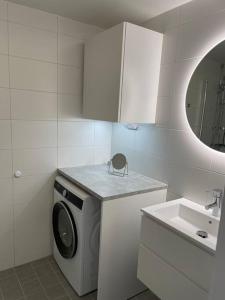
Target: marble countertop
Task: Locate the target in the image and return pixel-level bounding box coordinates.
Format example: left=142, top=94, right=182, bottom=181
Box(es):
left=58, top=164, right=167, bottom=200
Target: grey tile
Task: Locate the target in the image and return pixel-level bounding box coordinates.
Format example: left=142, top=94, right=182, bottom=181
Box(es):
left=135, top=290, right=160, bottom=300
left=44, top=284, right=66, bottom=300
left=0, top=269, right=15, bottom=280
left=35, top=265, right=54, bottom=277
left=21, top=279, right=42, bottom=296
left=91, top=291, right=97, bottom=300
left=82, top=293, right=96, bottom=300
left=25, top=289, right=48, bottom=300
left=55, top=271, right=68, bottom=284
left=2, top=286, right=23, bottom=300
left=0, top=275, right=20, bottom=291
left=38, top=272, right=60, bottom=288
left=49, top=259, right=61, bottom=274
left=61, top=281, right=75, bottom=297
left=0, top=289, right=3, bottom=300
left=16, top=264, right=37, bottom=284
left=56, top=297, right=70, bottom=300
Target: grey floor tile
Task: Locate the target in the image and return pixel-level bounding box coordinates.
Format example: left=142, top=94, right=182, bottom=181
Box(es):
left=25, top=289, right=48, bottom=300
left=44, top=284, right=67, bottom=300
left=48, top=257, right=61, bottom=274
left=15, top=264, right=36, bottom=280
left=2, top=286, right=23, bottom=300
left=135, top=290, right=160, bottom=300
left=35, top=265, right=54, bottom=278
left=21, top=279, right=43, bottom=296
left=38, top=272, right=60, bottom=289
left=0, top=275, right=20, bottom=291
left=0, top=269, right=15, bottom=280
left=61, top=281, right=75, bottom=297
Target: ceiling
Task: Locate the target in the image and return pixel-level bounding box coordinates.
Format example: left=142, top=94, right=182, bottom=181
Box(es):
left=7, top=0, right=192, bottom=28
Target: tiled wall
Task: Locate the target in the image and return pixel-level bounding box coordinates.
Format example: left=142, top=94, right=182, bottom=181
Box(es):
left=0, top=1, right=112, bottom=271
left=112, top=0, right=225, bottom=203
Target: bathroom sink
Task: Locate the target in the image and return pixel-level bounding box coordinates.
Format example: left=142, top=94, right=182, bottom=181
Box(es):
left=142, top=198, right=220, bottom=253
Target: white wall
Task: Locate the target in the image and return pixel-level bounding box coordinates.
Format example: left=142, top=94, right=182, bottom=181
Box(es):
left=0, top=0, right=112, bottom=270
left=112, top=0, right=225, bottom=204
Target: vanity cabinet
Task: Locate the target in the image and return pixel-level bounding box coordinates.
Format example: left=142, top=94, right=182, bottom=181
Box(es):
left=138, top=215, right=213, bottom=300
left=83, top=22, right=163, bottom=123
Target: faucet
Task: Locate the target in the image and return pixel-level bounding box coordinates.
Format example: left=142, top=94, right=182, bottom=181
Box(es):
left=205, top=188, right=223, bottom=217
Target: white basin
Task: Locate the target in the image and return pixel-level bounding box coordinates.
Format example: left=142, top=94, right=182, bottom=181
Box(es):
left=142, top=198, right=220, bottom=254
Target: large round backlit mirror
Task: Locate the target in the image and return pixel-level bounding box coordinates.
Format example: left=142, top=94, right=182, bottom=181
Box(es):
left=186, top=40, right=225, bottom=152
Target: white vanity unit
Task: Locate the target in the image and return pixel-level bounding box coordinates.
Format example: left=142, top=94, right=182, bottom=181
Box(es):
left=58, top=164, right=167, bottom=300
left=138, top=198, right=218, bottom=300
left=83, top=22, right=163, bottom=123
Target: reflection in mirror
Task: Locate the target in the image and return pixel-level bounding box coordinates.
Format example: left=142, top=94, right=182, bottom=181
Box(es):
left=186, top=41, right=225, bottom=152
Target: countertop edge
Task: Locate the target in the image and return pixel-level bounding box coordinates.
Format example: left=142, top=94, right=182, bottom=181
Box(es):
left=58, top=169, right=167, bottom=201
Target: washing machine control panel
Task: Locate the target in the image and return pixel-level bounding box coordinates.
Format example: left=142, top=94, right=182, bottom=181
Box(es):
left=54, top=180, right=83, bottom=210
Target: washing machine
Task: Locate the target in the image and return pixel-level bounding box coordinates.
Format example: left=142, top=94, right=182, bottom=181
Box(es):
left=53, top=176, right=101, bottom=296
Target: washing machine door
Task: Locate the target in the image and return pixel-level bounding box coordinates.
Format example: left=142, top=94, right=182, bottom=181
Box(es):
left=53, top=201, right=78, bottom=259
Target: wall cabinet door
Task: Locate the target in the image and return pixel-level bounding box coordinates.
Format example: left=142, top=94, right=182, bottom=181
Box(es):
left=83, top=22, right=163, bottom=123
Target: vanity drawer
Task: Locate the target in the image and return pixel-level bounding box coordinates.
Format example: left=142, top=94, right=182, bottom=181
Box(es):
left=137, top=244, right=208, bottom=300
left=140, top=215, right=214, bottom=291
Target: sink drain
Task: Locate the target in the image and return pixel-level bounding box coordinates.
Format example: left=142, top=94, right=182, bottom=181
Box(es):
left=196, top=230, right=208, bottom=239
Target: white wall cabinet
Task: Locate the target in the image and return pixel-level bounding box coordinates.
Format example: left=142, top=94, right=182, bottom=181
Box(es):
left=83, top=22, right=163, bottom=123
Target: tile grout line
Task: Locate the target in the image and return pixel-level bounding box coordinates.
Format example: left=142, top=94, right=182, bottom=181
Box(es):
left=14, top=270, right=26, bottom=300
left=6, top=0, right=16, bottom=271
left=30, top=260, right=51, bottom=300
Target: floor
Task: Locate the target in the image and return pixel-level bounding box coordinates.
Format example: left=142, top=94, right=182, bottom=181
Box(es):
left=0, top=256, right=159, bottom=300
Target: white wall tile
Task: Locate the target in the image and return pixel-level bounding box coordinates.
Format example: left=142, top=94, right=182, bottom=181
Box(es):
left=0, top=54, right=9, bottom=87
left=58, top=16, right=101, bottom=39
left=0, top=88, right=10, bottom=119
left=0, top=120, right=11, bottom=149
left=58, top=146, right=94, bottom=168
left=0, top=178, right=14, bottom=270
left=94, top=121, right=112, bottom=146
left=58, top=93, right=82, bottom=120
left=0, top=150, right=12, bottom=178
left=58, top=64, right=82, bottom=95
left=58, top=121, right=94, bottom=147
left=13, top=148, right=57, bottom=176
left=8, top=2, right=57, bottom=32
left=9, top=57, right=57, bottom=92
left=11, top=89, right=57, bottom=120
left=0, top=2, right=113, bottom=270
left=0, top=0, right=7, bottom=21
left=9, top=23, right=57, bottom=62
left=94, top=146, right=111, bottom=165
left=58, top=34, right=84, bottom=67
left=12, top=121, right=57, bottom=148
left=0, top=21, right=8, bottom=55
left=111, top=1, right=225, bottom=211
left=14, top=174, right=54, bottom=265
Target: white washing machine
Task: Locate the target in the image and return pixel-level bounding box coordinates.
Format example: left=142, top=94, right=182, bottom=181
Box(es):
left=53, top=176, right=101, bottom=296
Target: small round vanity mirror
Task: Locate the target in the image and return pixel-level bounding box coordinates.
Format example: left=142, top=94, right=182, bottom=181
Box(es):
left=186, top=40, right=225, bottom=152
left=111, top=153, right=127, bottom=170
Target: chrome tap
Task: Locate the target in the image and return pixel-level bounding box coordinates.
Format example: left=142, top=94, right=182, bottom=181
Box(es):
left=205, top=189, right=223, bottom=217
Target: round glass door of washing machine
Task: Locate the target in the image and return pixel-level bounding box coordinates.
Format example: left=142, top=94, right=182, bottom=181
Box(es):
left=53, top=201, right=78, bottom=259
